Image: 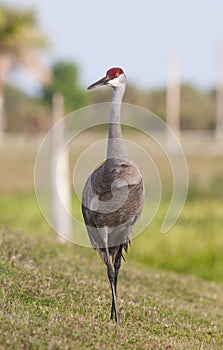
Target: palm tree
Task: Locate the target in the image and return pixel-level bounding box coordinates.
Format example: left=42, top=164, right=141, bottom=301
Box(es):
left=0, top=4, right=51, bottom=141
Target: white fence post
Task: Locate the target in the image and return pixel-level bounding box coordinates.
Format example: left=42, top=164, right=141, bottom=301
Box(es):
left=51, top=93, right=72, bottom=243
left=166, top=52, right=181, bottom=149
left=215, top=47, right=223, bottom=142
left=0, top=95, right=4, bottom=145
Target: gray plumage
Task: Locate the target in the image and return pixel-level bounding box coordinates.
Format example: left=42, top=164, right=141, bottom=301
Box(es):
left=82, top=68, right=144, bottom=323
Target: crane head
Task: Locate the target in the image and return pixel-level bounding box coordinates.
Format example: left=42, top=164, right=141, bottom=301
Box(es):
left=87, top=67, right=126, bottom=90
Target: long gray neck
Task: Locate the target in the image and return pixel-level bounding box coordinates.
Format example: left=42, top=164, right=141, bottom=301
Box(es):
left=106, top=84, right=128, bottom=160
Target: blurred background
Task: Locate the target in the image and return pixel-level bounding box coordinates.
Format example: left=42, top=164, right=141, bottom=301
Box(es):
left=0, top=1, right=223, bottom=282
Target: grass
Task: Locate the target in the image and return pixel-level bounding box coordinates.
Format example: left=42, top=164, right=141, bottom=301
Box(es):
left=1, top=228, right=223, bottom=349
left=1, top=192, right=223, bottom=282
left=1, top=135, right=223, bottom=348
left=130, top=197, right=223, bottom=282
left=0, top=192, right=223, bottom=349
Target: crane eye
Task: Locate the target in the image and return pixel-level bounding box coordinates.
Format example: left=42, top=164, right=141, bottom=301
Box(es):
left=115, top=72, right=119, bottom=78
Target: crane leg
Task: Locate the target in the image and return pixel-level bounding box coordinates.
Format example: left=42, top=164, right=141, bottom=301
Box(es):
left=110, top=247, right=122, bottom=320
left=105, top=248, right=119, bottom=324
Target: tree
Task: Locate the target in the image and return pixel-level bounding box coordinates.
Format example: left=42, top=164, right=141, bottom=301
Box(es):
left=4, top=83, right=50, bottom=133
left=41, top=61, right=87, bottom=113
left=0, top=4, right=50, bottom=141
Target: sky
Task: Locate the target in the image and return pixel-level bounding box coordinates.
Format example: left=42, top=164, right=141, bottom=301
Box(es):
left=6, top=0, right=223, bottom=91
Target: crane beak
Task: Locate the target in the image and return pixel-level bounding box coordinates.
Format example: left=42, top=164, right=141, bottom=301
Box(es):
left=87, top=76, right=108, bottom=90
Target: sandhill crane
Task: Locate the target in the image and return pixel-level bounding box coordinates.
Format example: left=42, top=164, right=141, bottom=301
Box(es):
left=82, top=67, right=145, bottom=323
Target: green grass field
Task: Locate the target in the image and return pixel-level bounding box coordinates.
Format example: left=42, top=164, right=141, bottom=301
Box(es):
left=1, top=136, right=223, bottom=349
left=1, top=223, right=223, bottom=349
left=0, top=192, right=223, bottom=349
left=1, top=192, right=223, bottom=283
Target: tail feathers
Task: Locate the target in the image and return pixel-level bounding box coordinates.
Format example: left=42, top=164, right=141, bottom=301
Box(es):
left=123, top=240, right=130, bottom=253
left=121, top=251, right=126, bottom=262
left=96, top=240, right=130, bottom=265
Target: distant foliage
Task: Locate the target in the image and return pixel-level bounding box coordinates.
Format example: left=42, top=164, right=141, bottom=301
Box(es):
left=180, top=84, right=215, bottom=130
left=0, top=4, right=50, bottom=135
left=4, top=84, right=50, bottom=133
left=41, top=61, right=87, bottom=113
left=0, top=4, right=50, bottom=83
left=0, top=5, right=47, bottom=52
left=4, top=79, right=216, bottom=133
left=89, top=83, right=215, bottom=131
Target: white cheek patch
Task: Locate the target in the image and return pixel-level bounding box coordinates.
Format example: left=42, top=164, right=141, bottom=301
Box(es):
left=107, top=77, right=120, bottom=88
